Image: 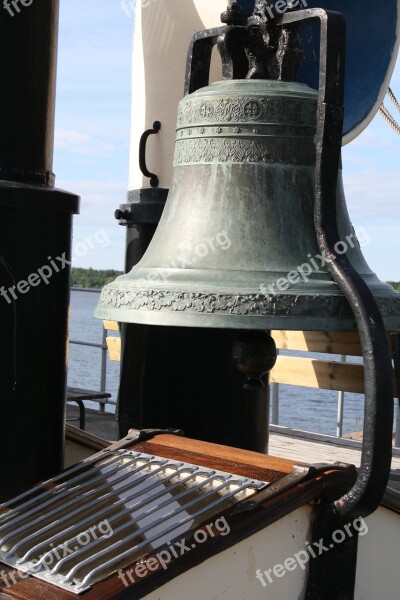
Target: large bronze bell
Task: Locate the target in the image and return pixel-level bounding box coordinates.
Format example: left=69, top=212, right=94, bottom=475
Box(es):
left=95, top=78, right=400, bottom=331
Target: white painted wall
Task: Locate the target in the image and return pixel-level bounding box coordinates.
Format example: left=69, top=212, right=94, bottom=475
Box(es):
left=355, top=506, right=400, bottom=599
left=129, top=0, right=232, bottom=191
left=144, top=506, right=312, bottom=600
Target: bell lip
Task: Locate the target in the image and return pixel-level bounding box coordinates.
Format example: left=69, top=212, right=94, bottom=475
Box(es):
left=93, top=305, right=400, bottom=333
left=97, top=268, right=400, bottom=299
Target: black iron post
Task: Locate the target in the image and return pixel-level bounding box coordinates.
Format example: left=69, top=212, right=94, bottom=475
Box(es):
left=0, top=0, right=79, bottom=500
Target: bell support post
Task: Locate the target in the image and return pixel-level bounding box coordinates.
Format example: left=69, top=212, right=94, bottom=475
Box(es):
left=0, top=0, right=79, bottom=500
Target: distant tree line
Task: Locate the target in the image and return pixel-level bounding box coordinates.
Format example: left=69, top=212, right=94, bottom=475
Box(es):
left=71, top=269, right=400, bottom=291
left=71, top=268, right=123, bottom=289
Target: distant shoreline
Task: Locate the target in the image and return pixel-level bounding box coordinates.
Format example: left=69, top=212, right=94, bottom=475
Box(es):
left=71, top=267, right=123, bottom=290
left=72, top=267, right=400, bottom=292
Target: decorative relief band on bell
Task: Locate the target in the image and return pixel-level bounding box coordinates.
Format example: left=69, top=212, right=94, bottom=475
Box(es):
left=177, top=97, right=317, bottom=128
left=97, top=287, right=357, bottom=318
left=173, top=137, right=316, bottom=166
left=97, top=288, right=400, bottom=321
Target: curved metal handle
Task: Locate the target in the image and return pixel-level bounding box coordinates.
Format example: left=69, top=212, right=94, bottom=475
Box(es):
left=281, top=8, right=393, bottom=520
left=139, top=121, right=161, bottom=188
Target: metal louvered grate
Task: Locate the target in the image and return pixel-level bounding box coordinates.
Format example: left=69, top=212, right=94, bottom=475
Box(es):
left=0, top=449, right=267, bottom=594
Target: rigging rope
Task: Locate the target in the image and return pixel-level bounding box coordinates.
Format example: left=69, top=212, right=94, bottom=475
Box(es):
left=388, top=87, right=400, bottom=114
left=379, top=103, right=400, bottom=136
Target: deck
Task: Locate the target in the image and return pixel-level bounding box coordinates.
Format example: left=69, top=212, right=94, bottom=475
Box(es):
left=66, top=405, right=400, bottom=491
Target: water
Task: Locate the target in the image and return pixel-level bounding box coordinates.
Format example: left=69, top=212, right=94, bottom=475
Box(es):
left=68, top=290, right=120, bottom=413
left=68, top=290, right=389, bottom=437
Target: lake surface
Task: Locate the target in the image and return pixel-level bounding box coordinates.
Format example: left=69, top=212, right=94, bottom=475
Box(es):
left=68, top=289, right=388, bottom=437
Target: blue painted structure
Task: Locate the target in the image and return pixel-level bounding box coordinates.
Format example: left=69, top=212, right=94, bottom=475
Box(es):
left=236, top=0, right=399, bottom=142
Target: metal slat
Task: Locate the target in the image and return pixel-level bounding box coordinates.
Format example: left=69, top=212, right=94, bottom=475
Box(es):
left=0, top=451, right=113, bottom=512
left=0, top=453, right=155, bottom=546
left=0, top=450, right=267, bottom=595
left=52, top=473, right=232, bottom=577
left=29, top=466, right=207, bottom=569
left=0, top=451, right=123, bottom=529
left=11, top=461, right=185, bottom=559
left=76, top=479, right=256, bottom=591
left=17, top=466, right=200, bottom=564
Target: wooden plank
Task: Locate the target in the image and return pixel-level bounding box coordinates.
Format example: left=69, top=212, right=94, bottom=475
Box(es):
left=270, top=355, right=365, bottom=394
left=103, top=320, right=119, bottom=331
left=269, top=427, right=400, bottom=473
left=271, top=330, right=363, bottom=356
left=139, top=434, right=297, bottom=477
left=106, top=336, right=121, bottom=362
left=271, top=330, right=400, bottom=357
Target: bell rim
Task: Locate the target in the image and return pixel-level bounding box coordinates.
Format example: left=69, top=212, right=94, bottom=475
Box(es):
left=94, top=304, right=400, bottom=333
left=95, top=285, right=400, bottom=332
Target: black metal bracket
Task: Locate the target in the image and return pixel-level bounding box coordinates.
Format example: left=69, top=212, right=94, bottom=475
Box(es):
left=185, top=26, right=228, bottom=96
left=305, top=502, right=360, bottom=600
left=282, top=8, right=394, bottom=520
left=139, top=121, right=161, bottom=188
left=185, top=5, right=394, bottom=522
left=184, top=2, right=304, bottom=95
left=115, top=188, right=168, bottom=226
left=233, top=462, right=357, bottom=514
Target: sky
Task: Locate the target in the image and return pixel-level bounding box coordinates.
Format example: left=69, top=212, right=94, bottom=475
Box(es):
left=55, top=0, right=400, bottom=281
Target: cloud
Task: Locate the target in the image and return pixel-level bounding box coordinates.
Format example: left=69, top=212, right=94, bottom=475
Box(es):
left=55, top=129, right=116, bottom=158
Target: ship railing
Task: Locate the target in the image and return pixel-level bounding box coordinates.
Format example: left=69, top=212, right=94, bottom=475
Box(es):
left=270, top=345, right=400, bottom=447
left=69, top=287, right=117, bottom=414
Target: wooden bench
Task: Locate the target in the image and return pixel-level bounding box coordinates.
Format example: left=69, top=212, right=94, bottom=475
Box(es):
left=104, top=323, right=399, bottom=391
left=269, top=330, right=399, bottom=397
left=103, top=322, right=400, bottom=438
left=66, top=387, right=112, bottom=430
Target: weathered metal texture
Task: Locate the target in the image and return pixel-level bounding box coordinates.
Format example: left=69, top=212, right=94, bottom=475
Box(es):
left=115, top=188, right=168, bottom=273
left=252, top=0, right=400, bottom=143
left=0, top=0, right=79, bottom=500
left=95, top=78, right=400, bottom=331
left=305, top=7, right=394, bottom=521
left=116, top=126, right=270, bottom=454
left=305, top=504, right=359, bottom=600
